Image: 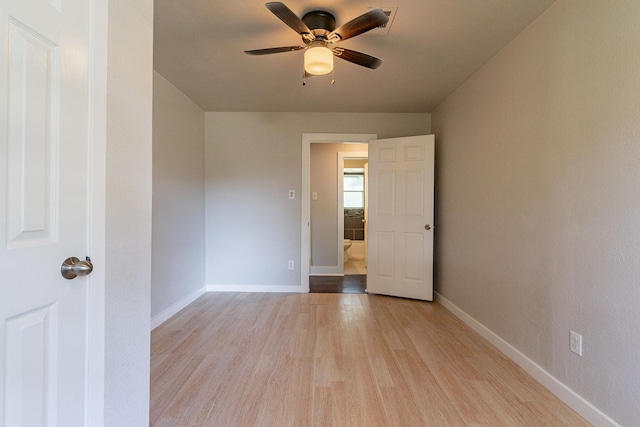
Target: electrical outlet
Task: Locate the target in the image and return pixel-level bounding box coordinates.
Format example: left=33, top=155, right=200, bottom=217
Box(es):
left=570, top=331, right=583, bottom=356
left=288, top=260, right=294, bottom=270
left=288, top=190, right=295, bottom=199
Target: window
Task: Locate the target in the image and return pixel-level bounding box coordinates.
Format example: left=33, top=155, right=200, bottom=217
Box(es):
left=344, top=169, right=364, bottom=208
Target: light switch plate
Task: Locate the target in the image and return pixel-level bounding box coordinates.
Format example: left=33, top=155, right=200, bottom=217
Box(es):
left=570, top=331, right=583, bottom=356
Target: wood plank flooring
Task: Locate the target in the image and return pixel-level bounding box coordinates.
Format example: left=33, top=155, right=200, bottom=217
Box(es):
left=150, top=293, right=590, bottom=426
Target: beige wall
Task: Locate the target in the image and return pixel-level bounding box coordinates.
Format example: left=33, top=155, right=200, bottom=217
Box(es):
left=152, top=72, right=206, bottom=319
left=432, top=1, right=640, bottom=425
left=310, top=143, right=368, bottom=268
left=205, top=113, right=430, bottom=288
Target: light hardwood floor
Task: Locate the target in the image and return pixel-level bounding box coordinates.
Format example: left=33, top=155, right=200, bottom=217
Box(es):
left=150, top=293, right=590, bottom=426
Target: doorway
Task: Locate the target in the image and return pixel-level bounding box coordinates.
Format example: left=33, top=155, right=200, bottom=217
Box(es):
left=301, top=133, right=377, bottom=293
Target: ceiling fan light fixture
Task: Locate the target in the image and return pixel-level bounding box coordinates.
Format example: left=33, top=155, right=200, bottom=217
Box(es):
left=304, top=45, right=333, bottom=75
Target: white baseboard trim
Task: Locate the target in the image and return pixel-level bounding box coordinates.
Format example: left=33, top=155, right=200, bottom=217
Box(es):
left=435, top=292, right=620, bottom=427
left=150, top=286, right=206, bottom=331
left=207, top=284, right=307, bottom=293
left=310, top=266, right=341, bottom=275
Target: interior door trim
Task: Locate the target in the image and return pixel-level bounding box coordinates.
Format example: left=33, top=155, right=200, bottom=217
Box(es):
left=301, top=133, right=377, bottom=292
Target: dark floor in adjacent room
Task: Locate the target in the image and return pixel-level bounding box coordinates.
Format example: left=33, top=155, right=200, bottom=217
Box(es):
left=309, top=275, right=366, bottom=293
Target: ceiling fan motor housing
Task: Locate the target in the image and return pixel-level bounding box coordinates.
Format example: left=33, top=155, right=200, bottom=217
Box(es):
left=302, top=10, right=336, bottom=33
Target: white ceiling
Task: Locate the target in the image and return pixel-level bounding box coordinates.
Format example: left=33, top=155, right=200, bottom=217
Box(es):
left=153, top=0, right=556, bottom=113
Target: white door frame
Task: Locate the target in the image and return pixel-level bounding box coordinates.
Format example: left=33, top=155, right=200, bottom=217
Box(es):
left=83, top=0, right=108, bottom=422
left=301, top=133, right=376, bottom=291
left=87, top=0, right=108, bottom=421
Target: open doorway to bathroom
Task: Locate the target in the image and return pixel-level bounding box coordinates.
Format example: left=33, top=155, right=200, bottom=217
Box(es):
left=305, top=135, right=373, bottom=294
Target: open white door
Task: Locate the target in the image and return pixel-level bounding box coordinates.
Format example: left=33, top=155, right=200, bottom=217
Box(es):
left=367, top=135, right=435, bottom=301
left=0, top=0, right=103, bottom=424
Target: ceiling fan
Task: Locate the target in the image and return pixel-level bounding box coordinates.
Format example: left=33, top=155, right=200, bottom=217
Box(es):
left=245, top=2, right=389, bottom=77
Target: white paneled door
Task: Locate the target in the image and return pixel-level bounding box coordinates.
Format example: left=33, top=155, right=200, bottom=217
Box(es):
left=367, top=135, right=435, bottom=301
left=0, top=0, right=101, bottom=425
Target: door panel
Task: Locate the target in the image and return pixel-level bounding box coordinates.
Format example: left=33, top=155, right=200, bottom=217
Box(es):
left=377, top=171, right=395, bottom=216
left=406, top=170, right=424, bottom=216
left=404, top=232, right=424, bottom=280
left=367, top=135, right=435, bottom=301
left=7, top=19, right=58, bottom=246
left=4, top=304, right=58, bottom=426
left=375, top=231, right=395, bottom=277
left=0, top=0, right=95, bottom=424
